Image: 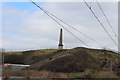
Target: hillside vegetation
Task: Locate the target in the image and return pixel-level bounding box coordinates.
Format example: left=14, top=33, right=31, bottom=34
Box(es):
left=3, top=47, right=120, bottom=78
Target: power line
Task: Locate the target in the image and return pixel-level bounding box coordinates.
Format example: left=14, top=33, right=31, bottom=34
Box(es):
left=28, top=0, right=106, bottom=48
left=96, top=0, right=118, bottom=38
left=30, top=0, right=115, bottom=49
left=30, top=1, right=90, bottom=47
left=83, top=0, right=118, bottom=47
left=29, top=0, right=117, bottom=50
left=35, top=4, right=104, bottom=47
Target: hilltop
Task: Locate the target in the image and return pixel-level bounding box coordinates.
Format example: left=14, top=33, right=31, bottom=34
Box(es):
left=3, top=47, right=120, bottom=78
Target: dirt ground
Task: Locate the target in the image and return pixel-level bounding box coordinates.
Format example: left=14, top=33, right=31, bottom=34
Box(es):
left=3, top=70, right=70, bottom=78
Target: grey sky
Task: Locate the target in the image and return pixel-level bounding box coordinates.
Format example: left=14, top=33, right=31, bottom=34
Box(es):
left=2, top=2, right=118, bottom=51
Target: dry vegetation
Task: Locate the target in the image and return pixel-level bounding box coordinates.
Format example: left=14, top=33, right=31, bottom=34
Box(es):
left=3, top=47, right=120, bottom=78
left=3, top=70, right=69, bottom=78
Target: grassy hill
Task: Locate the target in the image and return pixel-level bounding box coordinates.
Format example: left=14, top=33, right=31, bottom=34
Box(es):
left=3, top=47, right=120, bottom=78
left=4, top=49, right=59, bottom=64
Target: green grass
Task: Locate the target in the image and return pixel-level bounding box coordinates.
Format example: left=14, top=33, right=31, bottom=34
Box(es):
left=4, top=49, right=60, bottom=64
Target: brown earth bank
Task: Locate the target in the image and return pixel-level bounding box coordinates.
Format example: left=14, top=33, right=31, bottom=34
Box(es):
left=3, top=70, right=70, bottom=78
left=3, top=47, right=120, bottom=78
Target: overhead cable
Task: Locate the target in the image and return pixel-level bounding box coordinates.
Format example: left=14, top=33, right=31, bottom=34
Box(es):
left=83, top=0, right=118, bottom=47
left=30, top=1, right=90, bottom=47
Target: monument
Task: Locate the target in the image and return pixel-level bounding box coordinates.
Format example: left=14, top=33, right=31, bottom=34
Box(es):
left=58, top=29, right=63, bottom=49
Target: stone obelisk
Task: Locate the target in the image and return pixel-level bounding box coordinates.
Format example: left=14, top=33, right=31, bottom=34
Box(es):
left=58, top=29, right=63, bottom=49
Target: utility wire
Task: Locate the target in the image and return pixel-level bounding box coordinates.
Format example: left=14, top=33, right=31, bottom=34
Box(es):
left=96, top=0, right=119, bottom=46
left=83, top=0, right=118, bottom=47
left=30, top=0, right=114, bottom=49
left=30, top=1, right=90, bottom=47
left=29, top=0, right=117, bottom=50
left=96, top=0, right=118, bottom=38
left=35, top=4, right=104, bottom=47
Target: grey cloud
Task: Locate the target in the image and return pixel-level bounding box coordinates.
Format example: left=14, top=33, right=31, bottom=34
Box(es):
left=2, top=2, right=118, bottom=51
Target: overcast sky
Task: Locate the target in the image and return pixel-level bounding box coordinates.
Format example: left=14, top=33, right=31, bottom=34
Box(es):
left=2, top=2, right=118, bottom=51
